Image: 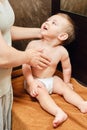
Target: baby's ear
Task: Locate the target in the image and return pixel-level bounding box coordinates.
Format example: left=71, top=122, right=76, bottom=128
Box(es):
left=58, top=33, right=68, bottom=41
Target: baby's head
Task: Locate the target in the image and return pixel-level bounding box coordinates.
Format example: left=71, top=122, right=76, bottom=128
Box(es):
left=56, top=13, right=75, bottom=44
left=41, top=13, right=75, bottom=45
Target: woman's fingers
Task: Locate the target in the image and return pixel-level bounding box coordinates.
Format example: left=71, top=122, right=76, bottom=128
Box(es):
left=26, top=49, right=51, bottom=68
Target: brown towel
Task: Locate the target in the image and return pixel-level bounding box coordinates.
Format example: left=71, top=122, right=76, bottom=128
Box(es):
left=12, top=70, right=87, bottom=130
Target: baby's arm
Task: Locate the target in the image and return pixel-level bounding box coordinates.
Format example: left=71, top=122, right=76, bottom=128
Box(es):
left=22, top=63, right=45, bottom=97
left=60, top=47, right=72, bottom=84
left=22, top=63, right=39, bottom=97
left=22, top=63, right=33, bottom=85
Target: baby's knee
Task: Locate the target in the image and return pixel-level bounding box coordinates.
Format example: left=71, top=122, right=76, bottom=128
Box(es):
left=53, top=75, right=63, bottom=83
left=38, top=86, right=48, bottom=95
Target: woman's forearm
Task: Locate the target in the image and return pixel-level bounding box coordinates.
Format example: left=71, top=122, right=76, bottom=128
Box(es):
left=0, top=45, right=29, bottom=68
left=11, top=26, right=41, bottom=40
left=0, top=31, right=28, bottom=68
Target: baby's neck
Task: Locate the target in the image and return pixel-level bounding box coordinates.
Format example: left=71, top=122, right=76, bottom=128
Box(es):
left=41, top=37, right=61, bottom=47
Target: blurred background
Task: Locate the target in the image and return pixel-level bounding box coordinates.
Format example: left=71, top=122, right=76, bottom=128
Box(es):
left=9, top=0, right=51, bottom=50
left=60, top=0, right=87, bottom=16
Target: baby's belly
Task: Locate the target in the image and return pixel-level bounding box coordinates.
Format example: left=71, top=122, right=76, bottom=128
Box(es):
left=32, top=68, right=55, bottom=78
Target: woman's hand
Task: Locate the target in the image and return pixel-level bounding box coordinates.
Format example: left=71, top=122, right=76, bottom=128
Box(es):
left=25, top=49, right=51, bottom=69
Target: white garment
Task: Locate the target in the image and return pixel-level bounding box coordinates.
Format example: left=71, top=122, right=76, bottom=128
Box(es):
left=0, top=0, right=15, bottom=97
left=0, top=1, right=15, bottom=129
left=0, top=86, right=13, bottom=130
left=37, top=77, right=53, bottom=94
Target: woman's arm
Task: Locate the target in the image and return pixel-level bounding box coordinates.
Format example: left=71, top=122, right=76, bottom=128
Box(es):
left=11, top=26, right=41, bottom=40
left=0, top=31, right=27, bottom=68
left=0, top=30, right=50, bottom=68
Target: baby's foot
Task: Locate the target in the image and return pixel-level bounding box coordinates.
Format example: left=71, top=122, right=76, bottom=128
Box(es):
left=53, top=111, right=68, bottom=128
left=79, top=101, right=87, bottom=113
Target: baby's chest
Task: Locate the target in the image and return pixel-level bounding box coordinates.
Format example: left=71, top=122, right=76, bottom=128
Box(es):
left=43, top=48, right=60, bottom=64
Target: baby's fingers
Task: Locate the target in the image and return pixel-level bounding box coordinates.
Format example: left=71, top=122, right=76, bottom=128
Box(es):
left=31, top=90, right=38, bottom=97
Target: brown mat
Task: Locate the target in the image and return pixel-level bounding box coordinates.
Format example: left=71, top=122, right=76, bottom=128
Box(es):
left=12, top=70, right=87, bottom=130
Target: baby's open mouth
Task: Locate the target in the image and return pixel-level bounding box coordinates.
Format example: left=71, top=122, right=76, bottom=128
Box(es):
left=43, top=25, right=48, bottom=30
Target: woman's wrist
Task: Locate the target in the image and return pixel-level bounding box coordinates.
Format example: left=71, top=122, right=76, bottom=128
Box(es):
left=32, top=28, right=42, bottom=38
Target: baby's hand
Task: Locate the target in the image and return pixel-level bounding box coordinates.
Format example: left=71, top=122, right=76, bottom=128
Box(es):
left=30, top=79, right=44, bottom=97
left=29, top=84, right=38, bottom=97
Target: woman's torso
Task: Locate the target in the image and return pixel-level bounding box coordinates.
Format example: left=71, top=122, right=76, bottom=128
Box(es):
left=0, top=0, right=15, bottom=97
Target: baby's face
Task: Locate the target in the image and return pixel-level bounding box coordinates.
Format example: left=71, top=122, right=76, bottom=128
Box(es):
left=41, top=14, right=69, bottom=38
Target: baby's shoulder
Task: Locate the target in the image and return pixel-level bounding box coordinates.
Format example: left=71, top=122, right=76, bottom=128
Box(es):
left=29, top=39, right=41, bottom=45
left=56, top=46, right=69, bottom=57
left=57, top=45, right=68, bottom=52
left=27, top=39, right=41, bottom=48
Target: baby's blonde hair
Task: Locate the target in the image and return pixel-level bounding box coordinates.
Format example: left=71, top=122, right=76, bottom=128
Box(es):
left=57, top=13, right=75, bottom=44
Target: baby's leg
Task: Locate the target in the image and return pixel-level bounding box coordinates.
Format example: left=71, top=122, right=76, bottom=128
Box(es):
left=53, top=76, right=87, bottom=113
left=36, top=86, right=67, bottom=128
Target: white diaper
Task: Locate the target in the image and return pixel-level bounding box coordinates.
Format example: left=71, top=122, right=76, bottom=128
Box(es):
left=37, top=77, right=53, bottom=94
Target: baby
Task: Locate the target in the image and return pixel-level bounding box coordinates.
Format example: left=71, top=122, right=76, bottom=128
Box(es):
left=22, top=13, right=87, bottom=128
